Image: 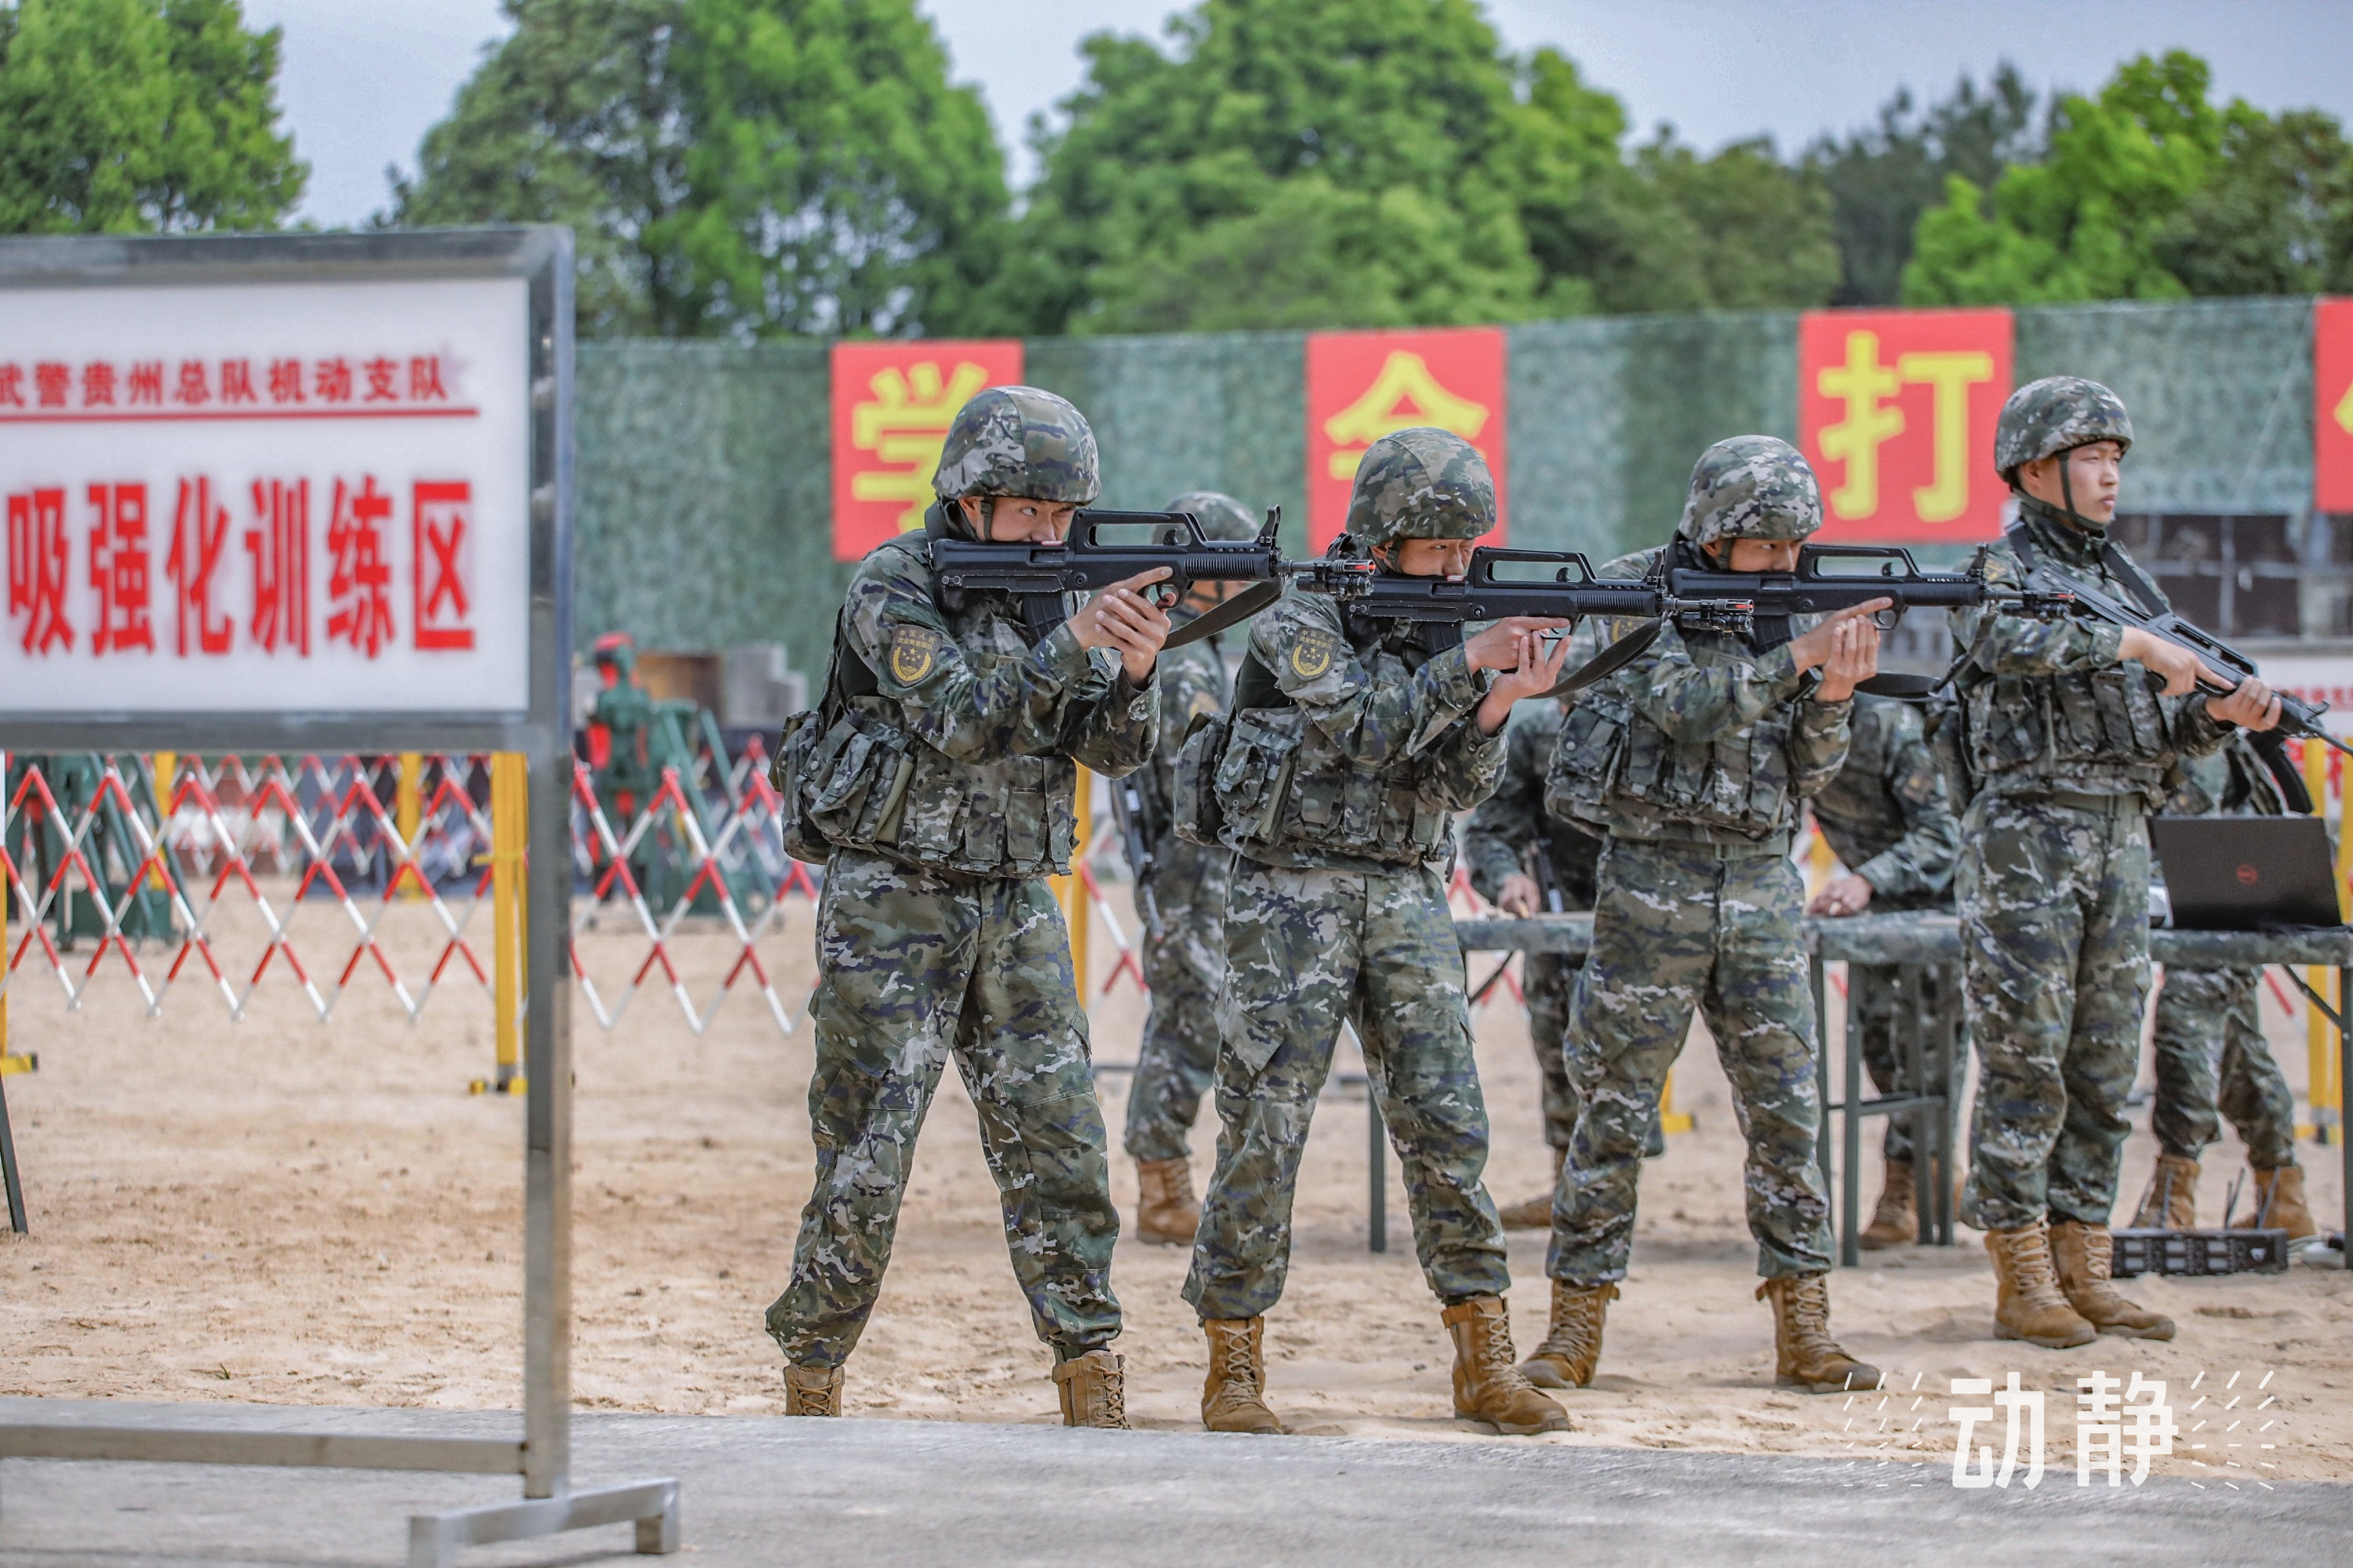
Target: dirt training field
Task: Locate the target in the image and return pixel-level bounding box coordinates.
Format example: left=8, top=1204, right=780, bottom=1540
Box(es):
left=2, top=893, right=2347, bottom=1483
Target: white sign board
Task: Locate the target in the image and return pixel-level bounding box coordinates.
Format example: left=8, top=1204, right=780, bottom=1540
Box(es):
left=0, top=274, right=530, bottom=713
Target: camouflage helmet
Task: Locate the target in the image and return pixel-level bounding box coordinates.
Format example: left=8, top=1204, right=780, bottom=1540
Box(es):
left=1993, top=376, right=2133, bottom=481
left=1163, top=489, right=1259, bottom=543
left=1675, top=435, right=1823, bottom=548
left=1344, top=428, right=1496, bottom=550
left=931, top=385, right=1100, bottom=505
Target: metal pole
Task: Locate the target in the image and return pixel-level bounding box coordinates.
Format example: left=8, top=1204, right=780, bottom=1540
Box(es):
left=1367, top=1094, right=1387, bottom=1255
left=522, top=749, right=574, bottom=1498
left=0, top=1044, right=24, bottom=1235
left=2341, top=966, right=2351, bottom=1258
left=1812, top=955, right=1831, bottom=1200
left=1841, top=969, right=1861, bottom=1268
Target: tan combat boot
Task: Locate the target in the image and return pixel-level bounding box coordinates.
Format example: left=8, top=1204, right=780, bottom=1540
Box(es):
left=1135, top=1157, right=1202, bottom=1246
left=1758, top=1275, right=1881, bottom=1393
left=1497, top=1148, right=1566, bottom=1231
left=2129, top=1154, right=2200, bottom=1229
left=1519, top=1279, right=1617, bottom=1389
left=1443, top=1297, right=1570, bottom=1435
left=1859, top=1161, right=1917, bottom=1251
left=2231, top=1165, right=2316, bottom=1241
left=1984, top=1222, right=2097, bottom=1348
left=1053, top=1349, right=1130, bottom=1428
left=782, top=1363, right=843, bottom=1416
left=1200, top=1316, right=1285, bottom=1435
left=2049, top=1220, right=2175, bottom=1341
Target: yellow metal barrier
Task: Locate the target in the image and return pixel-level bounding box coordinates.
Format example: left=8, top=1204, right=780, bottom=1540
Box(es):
left=473, top=755, right=528, bottom=1096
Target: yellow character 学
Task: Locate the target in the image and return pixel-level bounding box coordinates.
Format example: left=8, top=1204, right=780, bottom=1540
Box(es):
left=851, top=360, right=995, bottom=533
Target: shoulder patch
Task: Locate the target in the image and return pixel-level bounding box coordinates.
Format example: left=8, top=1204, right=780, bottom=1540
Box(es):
left=888, top=624, right=947, bottom=685
left=1289, top=624, right=1340, bottom=681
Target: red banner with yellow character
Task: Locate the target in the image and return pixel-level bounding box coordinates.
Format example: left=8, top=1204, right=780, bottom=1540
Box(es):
left=1799, top=309, right=2013, bottom=544
left=831, top=340, right=1024, bottom=560
left=2314, top=299, right=2353, bottom=512
left=1306, top=328, right=1506, bottom=551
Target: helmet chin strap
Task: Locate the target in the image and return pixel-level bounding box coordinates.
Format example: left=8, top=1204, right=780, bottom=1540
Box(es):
left=2047, top=449, right=2105, bottom=533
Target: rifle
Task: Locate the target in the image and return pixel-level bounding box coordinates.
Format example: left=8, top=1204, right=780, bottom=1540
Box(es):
left=1107, top=770, right=1164, bottom=940
left=2009, top=547, right=2353, bottom=760
left=930, top=505, right=1371, bottom=649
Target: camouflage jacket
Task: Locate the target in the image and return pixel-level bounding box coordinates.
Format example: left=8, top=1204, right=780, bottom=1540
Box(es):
left=1216, top=581, right=1504, bottom=872
left=1809, top=694, right=1959, bottom=911
left=2163, top=733, right=2292, bottom=820
left=824, top=508, right=1158, bottom=877
left=1136, top=607, right=1231, bottom=884
left=1547, top=545, right=1853, bottom=854
left=1949, top=500, right=2234, bottom=809
left=1463, top=701, right=1603, bottom=911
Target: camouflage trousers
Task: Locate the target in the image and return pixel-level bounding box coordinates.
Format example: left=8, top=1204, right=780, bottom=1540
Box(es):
left=1523, top=952, right=1580, bottom=1150
left=1958, top=796, right=2150, bottom=1231
left=1184, top=859, right=1509, bottom=1321
left=1122, top=844, right=1228, bottom=1163
left=766, top=849, right=1120, bottom=1369
left=1847, top=960, right=1965, bottom=1166
left=1551, top=838, right=1832, bottom=1284
left=2149, top=966, right=2298, bottom=1170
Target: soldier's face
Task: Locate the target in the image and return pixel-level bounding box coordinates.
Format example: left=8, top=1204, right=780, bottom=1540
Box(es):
left=960, top=495, right=1079, bottom=543
left=1715, top=538, right=1802, bottom=573
left=2018, top=442, right=2122, bottom=522
left=1382, top=538, right=1478, bottom=578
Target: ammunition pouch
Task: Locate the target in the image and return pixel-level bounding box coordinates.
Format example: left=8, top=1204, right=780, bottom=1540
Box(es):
left=1206, top=703, right=1451, bottom=865
left=1547, top=689, right=1801, bottom=838
left=1171, top=709, right=1231, bottom=848
left=1962, top=668, right=2167, bottom=784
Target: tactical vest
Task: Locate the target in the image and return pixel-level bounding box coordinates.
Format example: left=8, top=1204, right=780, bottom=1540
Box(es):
left=773, top=533, right=1080, bottom=879
left=1206, top=612, right=1460, bottom=866
left=1953, top=524, right=2171, bottom=795
left=1544, top=625, right=1803, bottom=843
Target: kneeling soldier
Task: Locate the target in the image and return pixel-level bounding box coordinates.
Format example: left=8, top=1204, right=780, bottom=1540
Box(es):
left=1183, top=428, right=1573, bottom=1436
left=1531, top=436, right=1885, bottom=1396
left=766, top=387, right=1169, bottom=1426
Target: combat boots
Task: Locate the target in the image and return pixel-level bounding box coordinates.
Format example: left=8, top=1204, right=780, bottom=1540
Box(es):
left=1984, top=1222, right=2097, bottom=1348
left=1497, top=1148, right=1566, bottom=1231
left=2232, top=1165, right=2317, bottom=1240
left=1758, top=1275, right=1879, bottom=1393
left=782, top=1364, right=843, bottom=1416
left=1442, top=1297, right=1570, bottom=1435
left=2130, top=1154, right=2201, bottom=1229
left=2049, top=1221, right=2175, bottom=1341
left=1135, top=1157, right=1202, bottom=1246
left=1859, top=1161, right=1916, bottom=1250
left=1200, top=1316, right=1285, bottom=1434
left=1053, top=1349, right=1130, bottom=1428
left=1519, top=1279, right=1617, bottom=1389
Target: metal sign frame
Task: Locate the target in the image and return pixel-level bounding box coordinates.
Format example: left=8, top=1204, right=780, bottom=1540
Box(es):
left=0, top=228, right=677, bottom=1565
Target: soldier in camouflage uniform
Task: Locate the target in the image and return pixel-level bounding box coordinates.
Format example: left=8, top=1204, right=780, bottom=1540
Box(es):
left=1122, top=490, right=1257, bottom=1246
left=2132, top=733, right=2317, bottom=1239
left=1803, top=694, right=1965, bottom=1249
left=765, top=387, right=1172, bottom=1427
left=1946, top=377, right=2282, bottom=1349
left=1462, top=699, right=1608, bottom=1227
left=1530, top=435, right=1886, bottom=1397
left=1184, top=428, right=1574, bottom=1437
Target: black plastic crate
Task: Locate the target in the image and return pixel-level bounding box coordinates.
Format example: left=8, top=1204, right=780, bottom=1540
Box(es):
left=2111, top=1227, right=2292, bottom=1277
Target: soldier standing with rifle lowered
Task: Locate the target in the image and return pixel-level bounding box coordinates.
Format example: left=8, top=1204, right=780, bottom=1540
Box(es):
left=1529, top=435, right=1886, bottom=1398
left=1121, top=490, right=1260, bottom=1246
left=1180, top=428, right=1574, bottom=1437
left=1804, top=693, right=1965, bottom=1250
left=2132, top=732, right=2318, bottom=1240
left=764, top=387, right=1171, bottom=1427
left=1944, top=377, right=2280, bottom=1349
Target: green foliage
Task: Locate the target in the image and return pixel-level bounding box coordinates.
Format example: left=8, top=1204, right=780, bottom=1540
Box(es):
left=997, top=0, right=1838, bottom=334
left=0, top=0, right=304, bottom=235
left=394, top=0, right=1006, bottom=339
left=1806, top=65, right=2039, bottom=306
left=2156, top=107, right=2353, bottom=296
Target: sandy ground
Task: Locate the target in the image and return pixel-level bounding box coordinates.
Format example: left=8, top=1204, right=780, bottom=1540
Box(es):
left=1, top=877, right=2348, bottom=1486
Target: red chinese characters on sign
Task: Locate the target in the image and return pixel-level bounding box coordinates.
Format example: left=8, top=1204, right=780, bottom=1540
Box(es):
left=247, top=478, right=311, bottom=656
left=1305, top=329, right=1507, bottom=551
left=412, top=481, right=475, bottom=650
left=326, top=475, right=396, bottom=657
left=88, top=482, right=155, bottom=655
left=7, top=487, right=74, bottom=653
left=830, top=340, right=1024, bottom=561
left=168, top=477, right=235, bottom=656
left=1800, top=309, right=2014, bottom=543
left=2313, top=300, right=2353, bottom=511
left=0, top=355, right=458, bottom=419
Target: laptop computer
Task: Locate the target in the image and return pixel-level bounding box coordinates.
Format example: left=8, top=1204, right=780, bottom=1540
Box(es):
left=2151, top=817, right=2346, bottom=931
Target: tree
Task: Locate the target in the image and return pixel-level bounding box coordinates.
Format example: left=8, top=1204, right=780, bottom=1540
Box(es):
left=0, top=0, right=305, bottom=235
left=392, top=0, right=1007, bottom=339
left=2155, top=107, right=2353, bottom=296
left=1805, top=66, right=2039, bottom=306
left=1902, top=50, right=2236, bottom=305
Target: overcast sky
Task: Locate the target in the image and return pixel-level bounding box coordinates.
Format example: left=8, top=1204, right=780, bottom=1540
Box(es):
left=248, top=0, right=2353, bottom=231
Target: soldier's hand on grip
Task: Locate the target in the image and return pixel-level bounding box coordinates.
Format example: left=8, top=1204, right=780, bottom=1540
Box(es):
left=1478, top=629, right=1573, bottom=733
left=1072, top=567, right=1175, bottom=684
left=1791, top=598, right=1888, bottom=703
left=2206, top=675, right=2283, bottom=732
left=1464, top=615, right=1573, bottom=674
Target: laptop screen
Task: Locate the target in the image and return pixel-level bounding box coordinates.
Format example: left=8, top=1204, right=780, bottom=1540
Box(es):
left=2151, top=817, right=2346, bottom=932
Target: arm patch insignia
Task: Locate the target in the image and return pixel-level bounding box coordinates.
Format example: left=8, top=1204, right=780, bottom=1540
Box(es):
left=888, top=624, right=947, bottom=685
left=1289, top=624, right=1340, bottom=681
